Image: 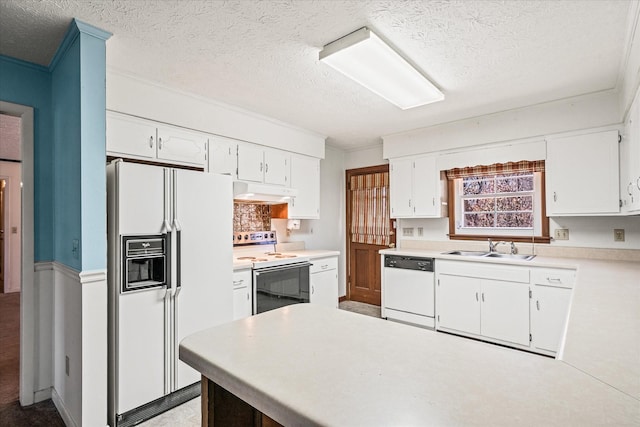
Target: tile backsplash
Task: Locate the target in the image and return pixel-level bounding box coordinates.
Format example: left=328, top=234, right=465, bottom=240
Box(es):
left=233, top=203, right=271, bottom=231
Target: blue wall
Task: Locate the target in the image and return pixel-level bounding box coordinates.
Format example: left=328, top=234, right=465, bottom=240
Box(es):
left=0, top=55, right=54, bottom=262
left=0, top=19, right=110, bottom=271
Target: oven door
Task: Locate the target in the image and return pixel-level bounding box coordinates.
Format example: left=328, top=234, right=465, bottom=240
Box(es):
left=253, top=262, right=311, bottom=314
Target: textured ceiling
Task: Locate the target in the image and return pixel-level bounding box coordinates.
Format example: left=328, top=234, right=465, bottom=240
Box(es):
left=0, top=0, right=631, bottom=149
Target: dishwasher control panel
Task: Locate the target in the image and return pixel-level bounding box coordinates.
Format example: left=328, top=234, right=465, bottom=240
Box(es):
left=384, top=255, right=434, bottom=272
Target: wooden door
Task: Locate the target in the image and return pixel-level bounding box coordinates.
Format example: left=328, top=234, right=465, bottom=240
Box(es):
left=0, top=179, right=4, bottom=293
left=346, top=165, right=394, bottom=306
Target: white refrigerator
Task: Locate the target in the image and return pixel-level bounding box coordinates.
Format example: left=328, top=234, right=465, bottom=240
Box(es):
left=107, top=160, right=233, bottom=426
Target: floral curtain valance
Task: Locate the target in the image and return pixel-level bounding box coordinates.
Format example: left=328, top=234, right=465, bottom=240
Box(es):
left=445, top=160, right=545, bottom=180
left=350, top=172, right=390, bottom=246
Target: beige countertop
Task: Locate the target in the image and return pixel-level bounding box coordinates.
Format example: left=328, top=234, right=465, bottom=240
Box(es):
left=380, top=247, right=640, bottom=401
left=180, top=304, right=639, bottom=426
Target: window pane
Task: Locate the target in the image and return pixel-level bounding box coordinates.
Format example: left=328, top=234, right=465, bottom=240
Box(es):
left=463, top=177, right=495, bottom=195
left=464, top=213, right=495, bottom=227
left=496, top=212, right=533, bottom=228
left=495, top=196, right=533, bottom=212
left=463, top=198, right=495, bottom=212
left=518, top=176, right=534, bottom=191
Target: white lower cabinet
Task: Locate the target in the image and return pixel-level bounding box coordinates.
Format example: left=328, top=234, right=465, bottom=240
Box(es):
left=530, top=268, right=575, bottom=355
left=310, top=257, right=338, bottom=308
left=436, top=260, right=579, bottom=355
left=233, top=270, right=252, bottom=320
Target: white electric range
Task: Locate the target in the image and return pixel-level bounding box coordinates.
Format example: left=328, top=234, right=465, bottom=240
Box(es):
left=233, top=231, right=311, bottom=314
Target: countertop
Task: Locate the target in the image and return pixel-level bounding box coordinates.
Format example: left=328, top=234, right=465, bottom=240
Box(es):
left=180, top=304, right=639, bottom=426
left=381, top=247, right=640, bottom=401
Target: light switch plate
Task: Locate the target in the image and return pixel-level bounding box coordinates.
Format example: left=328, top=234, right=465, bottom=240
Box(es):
left=554, top=228, right=569, bottom=240
left=614, top=229, right=625, bottom=242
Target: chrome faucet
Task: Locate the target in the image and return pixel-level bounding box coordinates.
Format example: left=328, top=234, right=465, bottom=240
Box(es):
left=488, top=239, right=517, bottom=254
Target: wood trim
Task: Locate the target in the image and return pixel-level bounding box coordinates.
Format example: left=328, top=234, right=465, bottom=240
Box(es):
left=449, top=234, right=552, bottom=244
left=338, top=296, right=347, bottom=303
left=446, top=171, right=551, bottom=244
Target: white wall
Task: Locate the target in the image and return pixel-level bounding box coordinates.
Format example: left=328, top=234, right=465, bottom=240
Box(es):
left=343, top=144, right=386, bottom=170
left=107, top=70, right=326, bottom=158
left=0, top=161, right=21, bottom=292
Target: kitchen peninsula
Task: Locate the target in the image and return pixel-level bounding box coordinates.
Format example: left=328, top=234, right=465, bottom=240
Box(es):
left=179, top=304, right=638, bottom=426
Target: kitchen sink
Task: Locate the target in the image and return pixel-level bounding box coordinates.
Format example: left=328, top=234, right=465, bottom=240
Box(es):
left=483, top=253, right=536, bottom=261
left=443, top=250, right=489, bottom=257
left=442, top=250, right=536, bottom=261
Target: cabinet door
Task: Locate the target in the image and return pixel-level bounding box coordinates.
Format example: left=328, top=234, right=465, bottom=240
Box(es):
left=436, top=274, right=480, bottom=335
left=233, top=270, right=252, bottom=320
left=532, top=285, right=572, bottom=353
left=546, top=130, right=620, bottom=215
left=480, top=280, right=530, bottom=346
left=233, top=286, right=252, bottom=320
left=209, top=135, right=237, bottom=177
left=390, top=158, right=413, bottom=218
left=156, top=125, right=208, bottom=167
left=237, top=143, right=265, bottom=182
left=264, top=149, right=290, bottom=186
left=106, top=112, right=157, bottom=159
left=310, top=270, right=338, bottom=308
left=413, top=156, right=438, bottom=217
left=289, top=155, right=320, bottom=219
left=624, top=94, right=640, bottom=212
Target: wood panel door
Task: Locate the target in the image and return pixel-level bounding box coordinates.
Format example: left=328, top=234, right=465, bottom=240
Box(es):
left=346, top=165, right=394, bottom=306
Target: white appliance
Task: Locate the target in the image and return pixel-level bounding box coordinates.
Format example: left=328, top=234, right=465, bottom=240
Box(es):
left=382, top=255, right=435, bottom=328
left=107, top=160, right=233, bottom=427
left=232, top=231, right=311, bottom=314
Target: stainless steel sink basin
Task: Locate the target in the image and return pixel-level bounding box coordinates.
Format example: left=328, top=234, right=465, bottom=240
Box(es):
left=442, top=250, right=536, bottom=261
left=483, top=253, right=536, bottom=261
left=443, top=250, right=489, bottom=257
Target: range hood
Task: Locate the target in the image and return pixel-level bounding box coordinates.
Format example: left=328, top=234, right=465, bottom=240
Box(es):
left=233, top=181, right=298, bottom=204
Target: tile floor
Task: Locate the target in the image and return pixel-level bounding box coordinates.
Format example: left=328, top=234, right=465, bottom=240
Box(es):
left=139, top=300, right=380, bottom=426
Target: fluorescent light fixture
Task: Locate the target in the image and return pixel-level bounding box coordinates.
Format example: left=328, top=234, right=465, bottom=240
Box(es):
left=319, top=27, right=444, bottom=110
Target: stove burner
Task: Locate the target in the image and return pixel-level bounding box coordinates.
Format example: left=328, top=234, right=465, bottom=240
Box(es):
left=237, top=256, right=256, bottom=260
left=275, top=254, right=297, bottom=259
left=265, top=252, right=281, bottom=256
left=254, top=258, right=268, bottom=262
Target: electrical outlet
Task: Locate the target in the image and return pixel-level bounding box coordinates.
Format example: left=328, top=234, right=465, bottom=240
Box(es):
left=402, top=227, right=414, bottom=237
left=614, top=229, right=625, bottom=242
left=65, top=355, right=70, bottom=376
left=554, top=228, right=569, bottom=240
left=417, top=227, right=424, bottom=237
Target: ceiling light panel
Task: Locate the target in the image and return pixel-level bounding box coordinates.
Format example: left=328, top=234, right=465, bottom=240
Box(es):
left=320, top=27, right=444, bottom=110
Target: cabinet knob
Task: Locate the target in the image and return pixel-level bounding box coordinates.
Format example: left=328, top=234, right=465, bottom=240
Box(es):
left=553, top=192, right=557, bottom=202
left=158, top=137, right=163, bottom=150
left=149, top=136, right=154, bottom=148
left=536, top=300, right=540, bottom=311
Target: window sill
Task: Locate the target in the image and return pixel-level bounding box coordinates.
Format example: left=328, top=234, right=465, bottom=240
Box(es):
left=449, top=234, right=551, bottom=244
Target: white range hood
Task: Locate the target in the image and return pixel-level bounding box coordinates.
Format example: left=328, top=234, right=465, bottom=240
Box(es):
left=233, top=181, right=298, bottom=204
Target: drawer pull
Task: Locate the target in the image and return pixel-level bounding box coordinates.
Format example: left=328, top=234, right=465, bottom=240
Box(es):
left=547, top=277, right=562, bottom=283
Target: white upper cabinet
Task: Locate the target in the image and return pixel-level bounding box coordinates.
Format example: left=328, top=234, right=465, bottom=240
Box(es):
left=156, top=125, right=208, bottom=167
left=237, top=143, right=290, bottom=186
left=390, top=155, right=445, bottom=218
left=621, top=91, right=640, bottom=213
left=546, top=129, right=620, bottom=216
left=107, top=112, right=157, bottom=160
left=264, top=149, right=289, bottom=186
left=107, top=112, right=208, bottom=168
left=209, top=135, right=238, bottom=177
left=289, top=154, right=320, bottom=219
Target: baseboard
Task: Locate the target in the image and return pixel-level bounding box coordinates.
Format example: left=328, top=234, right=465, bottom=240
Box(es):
left=34, top=387, right=52, bottom=403
left=52, top=388, right=78, bottom=427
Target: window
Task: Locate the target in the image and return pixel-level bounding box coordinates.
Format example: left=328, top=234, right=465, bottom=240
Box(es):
left=447, top=161, right=550, bottom=243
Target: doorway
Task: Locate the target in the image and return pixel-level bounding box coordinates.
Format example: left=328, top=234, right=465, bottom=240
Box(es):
left=345, top=165, right=395, bottom=306
left=0, top=102, right=35, bottom=407
left=0, top=112, right=23, bottom=406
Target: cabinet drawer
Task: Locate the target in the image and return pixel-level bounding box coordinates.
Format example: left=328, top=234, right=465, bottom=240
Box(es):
left=531, top=268, right=575, bottom=288
left=310, top=257, right=337, bottom=274
left=437, top=260, right=530, bottom=284
left=233, top=270, right=252, bottom=289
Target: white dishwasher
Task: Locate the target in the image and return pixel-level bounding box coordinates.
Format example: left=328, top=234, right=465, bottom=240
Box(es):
left=382, top=255, right=435, bottom=328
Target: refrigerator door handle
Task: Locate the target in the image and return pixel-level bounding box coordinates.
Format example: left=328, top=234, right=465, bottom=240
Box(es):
left=163, top=168, right=173, bottom=233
